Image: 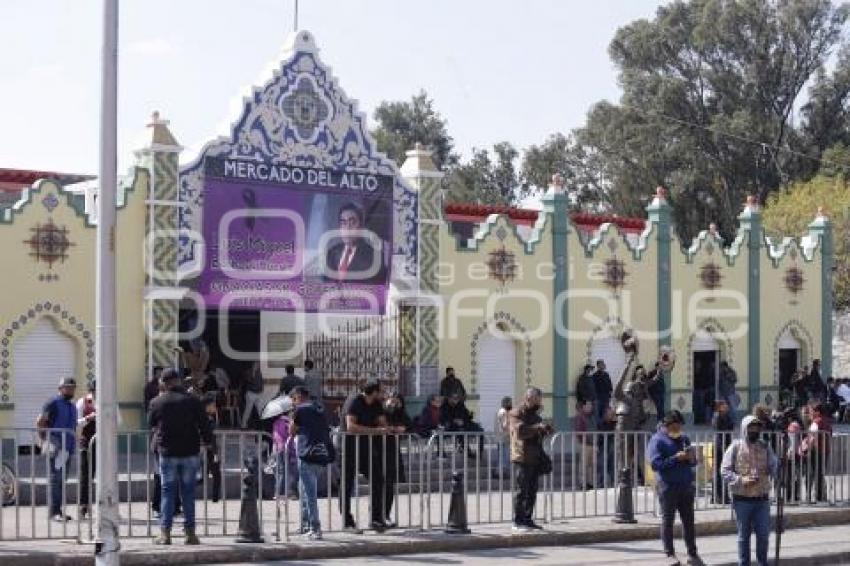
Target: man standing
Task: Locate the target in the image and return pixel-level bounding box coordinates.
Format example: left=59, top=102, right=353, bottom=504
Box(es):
left=148, top=368, right=213, bottom=545
left=76, top=380, right=97, bottom=519
left=341, top=380, right=389, bottom=532
left=303, top=359, right=323, bottom=403
left=36, top=377, right=78, bottom=522
left=440, top=367, right=466, bottom=400
left=278, top=364, right=304, bottom=397
left=719, top=361, right=738, bottom=412
left=721, top=415, right=778, bottom=566
left=509, top=387, right=554, bottom=532
left=290, top=386, right=335, bottom=540
left=241, top=361, right=265, bottom=430
left=593, top=360, right=612, bottom=422
left=575, top=364, right=597, bottom=410
left=647, top=410, right=702, bottom=566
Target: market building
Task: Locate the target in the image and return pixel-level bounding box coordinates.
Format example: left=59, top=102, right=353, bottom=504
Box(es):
left=0, top=31, right=832, bottom=430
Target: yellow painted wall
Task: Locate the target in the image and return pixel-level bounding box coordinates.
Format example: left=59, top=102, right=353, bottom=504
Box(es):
left=0, top=170, right=149, bottom=429
left=567, top=222, right=660, bottom=408
left=669, top=230, right=750, bottom=413
left=758, top=236, right=822, bottom=406
left=437, top=214, right=555, bottom=419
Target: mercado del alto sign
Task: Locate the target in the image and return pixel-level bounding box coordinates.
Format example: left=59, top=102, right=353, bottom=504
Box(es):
left=199, top=156, right=395, bottom=314
left=204, top=156, right=392, bottom=194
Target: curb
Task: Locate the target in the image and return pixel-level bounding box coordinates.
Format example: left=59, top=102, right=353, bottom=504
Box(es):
left=7, top=508, right=850, bottom=566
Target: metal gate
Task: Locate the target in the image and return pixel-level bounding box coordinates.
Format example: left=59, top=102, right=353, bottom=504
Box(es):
left=305, top=308, right=415, bottom=409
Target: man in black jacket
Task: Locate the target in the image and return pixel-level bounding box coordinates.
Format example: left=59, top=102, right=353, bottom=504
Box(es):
left=148, top=368, right=213, bottom=546
left=592, top=360, right=613, bottom=422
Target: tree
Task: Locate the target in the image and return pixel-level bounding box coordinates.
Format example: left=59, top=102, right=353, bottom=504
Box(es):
left=445, top=142, right=520, bottom=205
left=521, top=133, right=610, bottom=212
left=371, top=90, right=456, bottom=168
left=571, top=0, right=849, bottom=243
left=762, top=166, right=850, bottom=310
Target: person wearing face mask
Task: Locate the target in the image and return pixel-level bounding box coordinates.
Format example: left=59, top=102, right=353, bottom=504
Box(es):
left=647, top=410, right=703, bottom=566
left=721, top=415, right=778, bottom=566
left=36, top=377, right=79, bottom=522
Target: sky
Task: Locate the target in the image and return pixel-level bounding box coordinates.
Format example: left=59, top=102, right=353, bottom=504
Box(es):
left=1, top=0, right=667, bottom=176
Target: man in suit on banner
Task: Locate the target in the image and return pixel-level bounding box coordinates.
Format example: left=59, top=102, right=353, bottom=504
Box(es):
left=324, top=202, right=386, bottom=284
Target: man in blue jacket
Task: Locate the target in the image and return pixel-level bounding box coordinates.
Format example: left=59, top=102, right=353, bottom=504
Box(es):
left=648, top=410, right=704, bottom=566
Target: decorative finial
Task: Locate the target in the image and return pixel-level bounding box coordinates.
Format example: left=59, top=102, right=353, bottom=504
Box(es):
left=709, top=222, right=718, bottom=234
left=552, top=173, right=565, bottom=194
left=656, top=186, right=667, bottom=200
left=746, top=195, right=756, bottom=206
left=818, top=206, right=825, bottom=217
left=147, top=110, right=167, bottom=127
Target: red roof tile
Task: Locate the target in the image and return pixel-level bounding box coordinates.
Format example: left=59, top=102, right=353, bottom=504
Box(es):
left=443, top=202, right=646, bottom=232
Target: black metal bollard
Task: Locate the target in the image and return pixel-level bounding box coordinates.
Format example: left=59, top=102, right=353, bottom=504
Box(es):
left=236, top=453, right=265, bottom=543
left=445, top=471, right=471, bottom=534
left=612, top=467, right=637, bottom=524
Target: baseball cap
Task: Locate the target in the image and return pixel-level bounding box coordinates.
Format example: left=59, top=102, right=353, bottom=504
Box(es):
left=58, top=377, right=76, bottom=387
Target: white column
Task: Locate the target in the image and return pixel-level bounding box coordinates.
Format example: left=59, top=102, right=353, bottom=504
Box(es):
left=95, top=0, right=120, bottom=564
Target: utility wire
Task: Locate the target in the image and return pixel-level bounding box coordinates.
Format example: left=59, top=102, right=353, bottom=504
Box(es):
left=617, top=102, right=850, bottom=172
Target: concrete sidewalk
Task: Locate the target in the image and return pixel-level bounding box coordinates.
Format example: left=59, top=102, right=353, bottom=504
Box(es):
left=253, top=524, right=850, bottom=566
left=0, top=504, right=848, bottom=565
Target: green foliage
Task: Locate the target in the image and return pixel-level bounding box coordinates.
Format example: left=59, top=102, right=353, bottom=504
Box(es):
left=573, top=0, right=849, bottom=242
left=444, top=142, right=520, bottom=205
left=371, top=90, right=456, bottom=168
left=763, top=172, right=850, bottom=309
left=520, top=133, right=608, bottom=211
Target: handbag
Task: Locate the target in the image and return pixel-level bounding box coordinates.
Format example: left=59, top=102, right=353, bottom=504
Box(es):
left=539, top=451, right=553, bottom=475
left=300, top=440, right=335, bottom=465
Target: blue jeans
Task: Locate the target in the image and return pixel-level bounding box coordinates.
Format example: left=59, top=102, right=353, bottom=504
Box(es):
left=298, top=460, right=322, bottom=532
left=159, top=455, right=200, bottom=530
left=48, top=452, right=70, bottom=515
left=733, top=499, right=770, bottom=566
left=276, top=451, right=298, bottom=497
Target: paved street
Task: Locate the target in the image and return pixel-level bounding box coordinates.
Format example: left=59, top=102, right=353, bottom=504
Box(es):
left=221, top=524, right=850, bottom=565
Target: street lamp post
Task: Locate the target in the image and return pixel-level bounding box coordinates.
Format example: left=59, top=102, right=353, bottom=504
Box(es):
left=95, top=0, right=120, bottom=564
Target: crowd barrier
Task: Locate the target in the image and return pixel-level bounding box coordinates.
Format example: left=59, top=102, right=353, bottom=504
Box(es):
left=0, top=427, right=847, bottom=541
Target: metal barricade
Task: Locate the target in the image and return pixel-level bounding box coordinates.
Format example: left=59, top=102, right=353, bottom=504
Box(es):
left=0, top=425, right=848, bottom=542
left=278, top=431, right=427, bottom=539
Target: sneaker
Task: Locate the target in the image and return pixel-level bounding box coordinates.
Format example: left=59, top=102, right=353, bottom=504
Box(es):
left=665, top=553, right=681, bottom=566
left=370, top=520, right=387, bottom=533
left=51, top=513, right=72, bottom=523
left=307, top=530, right=323, bottom=541
left=512, top=523, right=532, bottom=533
left=342, top=524, right=363, bottom=535
left=525, top=521, right=544, bottom=531
left=685, top=554, right=705, bottom=566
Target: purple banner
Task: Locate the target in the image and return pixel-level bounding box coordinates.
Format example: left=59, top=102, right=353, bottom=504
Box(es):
left=198, top=161, right=393, bottom=314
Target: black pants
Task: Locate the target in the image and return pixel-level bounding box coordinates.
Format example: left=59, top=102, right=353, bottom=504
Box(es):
left=79, top=445, right=95, bottom=509
left=339, top=440, right=385, bottom=525
left=659, top=484, right=697, bottom=557
left=806, top=451, right=828, bottom=502
left=204, top=449, right=222, bottom=502
left=514, top=463, right=540, bottom=524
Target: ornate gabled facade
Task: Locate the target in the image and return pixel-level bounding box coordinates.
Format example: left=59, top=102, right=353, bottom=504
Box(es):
left=0, top=31, right=833, bottom=431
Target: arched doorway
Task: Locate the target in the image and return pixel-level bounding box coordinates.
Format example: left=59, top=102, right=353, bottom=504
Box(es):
left=691, top=329, right=719, bottom=425
left=589, top=334, right=628, bottom=388
left=12, top=317, right=77, bottom=432
left=477, top=326, right=516, bottom=432
left=778, top=328, right=801, bottom=395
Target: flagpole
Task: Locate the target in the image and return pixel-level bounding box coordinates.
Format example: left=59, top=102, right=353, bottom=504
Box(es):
left=95, top=0, right=121, bottom=564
